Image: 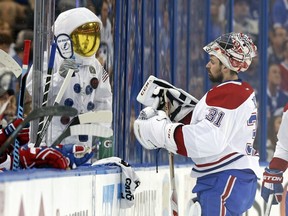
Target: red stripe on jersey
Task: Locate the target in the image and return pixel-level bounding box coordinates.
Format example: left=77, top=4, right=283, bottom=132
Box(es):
left=269, top=157, right=288, bottom=172
left=206, top=82, right=254, bottom=109
left=194, top=152, right=238, bottom=167
left=220, top=176, right=236, bottom=216
left=174, top=126, right=187, bottom=156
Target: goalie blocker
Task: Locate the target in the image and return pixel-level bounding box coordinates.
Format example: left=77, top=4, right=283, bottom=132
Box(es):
left=134, top=107, right=182, bottom=154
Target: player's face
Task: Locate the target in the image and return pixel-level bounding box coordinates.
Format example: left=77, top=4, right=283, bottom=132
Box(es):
left=206, top=55, right=224, bottom=83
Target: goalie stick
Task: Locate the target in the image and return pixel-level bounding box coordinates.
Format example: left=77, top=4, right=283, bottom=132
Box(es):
left=137, top=76, right=188, bottom=215
left=164, top=93, right=178, bottom=216
left=12, top=40, right=31, bottom=170
left=0, top=106, right=77, bottom=155
left=0, top=49, right=22, bottom=78
left=264, top=194, right=273, bottom=216
left=34, top=68, right=74, bottom=147
left=36, top=42, right=57, bottom=144
left=51, top=124, right=113, bottom=147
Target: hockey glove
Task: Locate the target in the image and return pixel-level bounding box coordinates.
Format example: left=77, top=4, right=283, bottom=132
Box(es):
left=59, top=58, right=79, bottom=78
left=133, top=106, right=182, bottom=153
left=152, top=87, right=197, bottom=122
left=261, top=167, right=284, bottom=204
left=19, top=144, right=69, bottom=169
left=53, top=144, right=94, bottom=169
left=0, top=118, right=29, bottom=154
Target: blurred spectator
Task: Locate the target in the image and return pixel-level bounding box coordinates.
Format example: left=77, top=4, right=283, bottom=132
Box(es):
left=233, top=0, right=258, bottom=42
left=0, top=21, right=15, bottom=56
left=159, top=9, right=171, bottom=81
left=279, top=40, right=288, bottom=94
left=268, top=26, right=287, bottom=64
left=266, top=108, right=283, bottom=161
left=271, top=0, right=288, bottom=31
left=0, top=1, right=30, bottom=38
left=90, top=0, right=103, bottom=15
left=267, top=63, right=288, bottom=118
left=0, top=89, right=17, bottom=125
left=239, top=55, right=260, bottom=92
left=98, top=0, right=114, bottom=73
left=210, top=0, right=224, bottom=41
left=12, top=29, right=33, bottom=68
left=0, top=68, right=17, bottom=126
left=55, top=0, right=77, bottom=18
left=0, top=20, right=13, bottom=36
left=0, top=33, right=13, bottom=54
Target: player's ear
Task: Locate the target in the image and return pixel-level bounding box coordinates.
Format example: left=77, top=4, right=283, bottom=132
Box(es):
left=221, top=65, right=229, bottom=73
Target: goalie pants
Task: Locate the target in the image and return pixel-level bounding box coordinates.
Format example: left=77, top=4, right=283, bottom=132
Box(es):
left=192, top=169, right=257, bottom=216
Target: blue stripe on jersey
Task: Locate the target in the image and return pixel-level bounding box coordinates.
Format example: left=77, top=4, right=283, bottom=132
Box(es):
left=192, top=155, right=244, bottom=173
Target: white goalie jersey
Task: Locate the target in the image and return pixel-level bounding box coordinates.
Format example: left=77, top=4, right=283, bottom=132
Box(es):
left=178, top=80, right=261, bottom=178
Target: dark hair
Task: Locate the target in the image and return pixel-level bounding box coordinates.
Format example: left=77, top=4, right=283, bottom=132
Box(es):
left=0, top=32, right=13, bottom=45
left=14, top=30, right=33, bottom=52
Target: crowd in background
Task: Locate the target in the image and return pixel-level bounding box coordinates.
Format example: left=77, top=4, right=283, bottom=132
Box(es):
left=0, top=0, right=287, bottom=162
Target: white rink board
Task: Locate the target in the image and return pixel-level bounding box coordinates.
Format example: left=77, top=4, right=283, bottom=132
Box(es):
left=0, top=165, right=286, bottom=216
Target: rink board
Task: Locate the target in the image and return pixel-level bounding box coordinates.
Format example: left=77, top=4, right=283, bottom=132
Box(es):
left=0, top=164, right=286, bottom=216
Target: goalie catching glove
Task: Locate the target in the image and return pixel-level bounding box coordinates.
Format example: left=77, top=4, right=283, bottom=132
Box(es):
left=152, top=87, right=197, bottom=122
left=133, top=107, right=182, bottom=154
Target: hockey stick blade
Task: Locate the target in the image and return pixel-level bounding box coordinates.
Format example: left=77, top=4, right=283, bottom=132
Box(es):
left=0, top=106, right=77, bottom=155
left=77, top=111, right=112, bottom=124
left=51, top=124, right=113, bottom=147
left=0, top=49, right=22, bottom=78
left=50, top=111, right=112, bottom=147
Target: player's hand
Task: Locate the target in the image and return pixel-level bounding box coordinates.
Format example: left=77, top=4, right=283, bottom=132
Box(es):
left=0, top=118, right=30, bottom=153
left=261, top=167, right=284, bottom=204
left=19, top=144, right=69, bottom=169
left=59, top=58, right=79, bottom=78
left=53, top=144, right=94, bottom=169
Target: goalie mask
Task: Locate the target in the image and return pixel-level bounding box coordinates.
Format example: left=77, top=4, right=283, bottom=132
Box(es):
left=203, top=32, right=257, bottom=72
